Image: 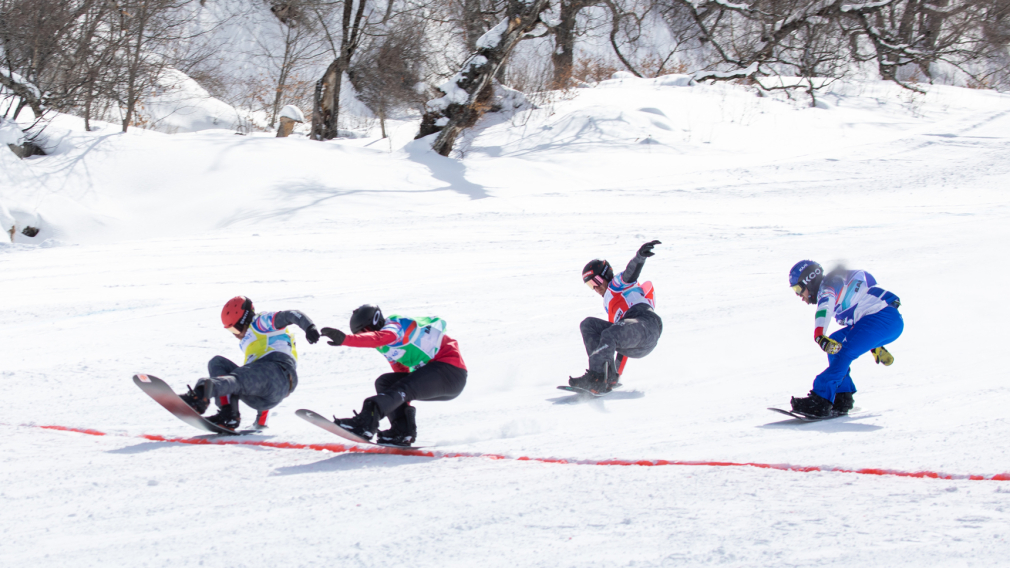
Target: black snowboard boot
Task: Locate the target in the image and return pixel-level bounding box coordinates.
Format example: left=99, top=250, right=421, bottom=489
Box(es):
left=179, top=382, right=210, bottom=414
left=377, top=405, right=417, bottom=447
left=598, top=361, right=620, bottom=394
left=569, top=369, right=604, bottom=390
left=790, top=391, right=833, bottom=417
left=206, top=399, right=241, bottom=430
left=832, top=392, right=854, bottom=415
left=333, top=398, right=382, bottom=440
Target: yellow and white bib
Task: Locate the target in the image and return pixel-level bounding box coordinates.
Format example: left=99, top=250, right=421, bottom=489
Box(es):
left=239, top=312, right=298, bottom=364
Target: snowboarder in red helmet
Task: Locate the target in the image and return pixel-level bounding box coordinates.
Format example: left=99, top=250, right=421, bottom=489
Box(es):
left=178, top=296, right=320, bottom=430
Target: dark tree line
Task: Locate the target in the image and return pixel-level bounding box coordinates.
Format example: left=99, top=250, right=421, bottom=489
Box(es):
left=3, top=0, right=1009, bottom=149
left=0, top=0, right=195, bottom=131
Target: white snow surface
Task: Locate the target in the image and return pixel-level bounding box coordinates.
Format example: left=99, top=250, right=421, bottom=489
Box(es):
left=2, top=76, right=1010, bottom=566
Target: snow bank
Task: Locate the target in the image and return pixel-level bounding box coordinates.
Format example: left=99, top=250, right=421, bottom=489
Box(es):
left=142, top=68, right=246, bottom=133
left=0, top=117, right=23, bottom=146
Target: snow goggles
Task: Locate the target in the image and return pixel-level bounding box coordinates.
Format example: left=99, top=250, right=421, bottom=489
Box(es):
left=226, top=325, right=243, bottom=336
left=791, top=284, right=804, bottom=295
left=585, top=275, right=608, bottom=288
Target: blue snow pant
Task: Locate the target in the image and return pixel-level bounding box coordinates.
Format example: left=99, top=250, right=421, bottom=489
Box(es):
left=206, top=352, right=296, bottom=412
left=812, top=306, right=904, bottom=403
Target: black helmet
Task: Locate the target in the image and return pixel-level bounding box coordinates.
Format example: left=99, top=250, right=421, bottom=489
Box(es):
left=582, top=259, right=613, bottom=287
left=350, top=304, right=385, bottom=334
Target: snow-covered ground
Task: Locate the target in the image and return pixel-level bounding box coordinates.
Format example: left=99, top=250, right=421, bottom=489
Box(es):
left=2, top=77, right=1010, bottom=566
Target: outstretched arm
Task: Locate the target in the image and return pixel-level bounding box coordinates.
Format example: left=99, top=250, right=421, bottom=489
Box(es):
left=319, top=327, right=397, bottom=348
left=272, top=310, right=319, bottom=343
left=620, top=240, right=661, bottom=283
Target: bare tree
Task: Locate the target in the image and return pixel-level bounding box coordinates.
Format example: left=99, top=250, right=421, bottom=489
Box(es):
left=418, top=0, right=552, bottom=156
left=547, top=0, right=598, bottom=87
left=309, top=0, right=371, bottom=140
left=109, top=0, right=195, bottom=132
left=253, top=0, right=329, bottom=128
left=0, top=0, right=93, bottom=118
left=655, top=0, right=1006, bottom=92
left=349, top=17, right=427, bottom=137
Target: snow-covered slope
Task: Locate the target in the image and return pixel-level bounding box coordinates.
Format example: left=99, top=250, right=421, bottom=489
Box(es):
left=2, top=77, right=1009, bottom=566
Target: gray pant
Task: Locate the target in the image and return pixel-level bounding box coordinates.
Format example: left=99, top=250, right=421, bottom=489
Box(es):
left=206, top=353, right=296, bottom=412
left=581, top=305, right=662, bottom=377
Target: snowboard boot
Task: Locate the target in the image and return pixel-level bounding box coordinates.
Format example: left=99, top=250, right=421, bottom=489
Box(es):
left=871, top=346, right=894, bottom=366
left=206, top=397, right=241, bottom=430
left=569, top=369, right=604, bottom=390
left=254, top=410, right=270, bottom=430
left=333, top=398, right=382, bottom=440
left=598, top=361, right=620, bottom=394
left=377, top=405, right=417, bottom=447
left=179, top=382, right=210, bottom=414
left=832, top=392, right=854, bottom=415
left=790, top=391, right=833, bottom=417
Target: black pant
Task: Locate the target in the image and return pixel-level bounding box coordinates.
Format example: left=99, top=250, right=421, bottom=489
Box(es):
left=370, top=361, right=467, bottom=420
left=580, top=305, right=662, bottom=377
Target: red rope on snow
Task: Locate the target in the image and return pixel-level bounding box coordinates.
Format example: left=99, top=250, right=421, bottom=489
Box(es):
left=26, top=423, right=1010, bottom=481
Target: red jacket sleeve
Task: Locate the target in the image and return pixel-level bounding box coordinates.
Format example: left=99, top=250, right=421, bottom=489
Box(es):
left=341, top=330, right=397, bottom=348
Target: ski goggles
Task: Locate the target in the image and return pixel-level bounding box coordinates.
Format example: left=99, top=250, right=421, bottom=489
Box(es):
left=791, top=284, right=804, bottom=295
left=226, top=325, right=244, bottom=336
left=585, top=275, right=608, bottom=288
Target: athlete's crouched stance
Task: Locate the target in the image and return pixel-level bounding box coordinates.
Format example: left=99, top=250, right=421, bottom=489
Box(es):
left=571, top=240, right=664, bottom=394
left=320, top=305, right=467, bottom=446
left=787, top=261, right=904, bottom=418
left=179, top=296, right=319, bottom=429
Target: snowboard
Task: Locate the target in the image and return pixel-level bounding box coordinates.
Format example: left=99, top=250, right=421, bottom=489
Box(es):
left=133, top=374, right=261, bottom=436
left=557, top=383, right=623, bottom=398
left=768, top=407, right=862, bottom=422
left=295, top=408, right=428, bottom=449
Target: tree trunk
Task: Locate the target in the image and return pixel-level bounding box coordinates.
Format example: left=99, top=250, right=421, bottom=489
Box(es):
left=551, top=0, right=588, bottom=88
left=312, top=60, right=341, bottom=140
left=310, top=0, right=367, bottom=141
left=418, top=0, right=551, bottom=156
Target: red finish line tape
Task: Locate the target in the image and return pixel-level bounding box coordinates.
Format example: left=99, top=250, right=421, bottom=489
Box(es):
left=31, top=424, right=1010, bottom=481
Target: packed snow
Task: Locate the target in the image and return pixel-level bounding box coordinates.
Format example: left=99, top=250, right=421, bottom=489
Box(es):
left=2, top=76, right=1010, bottom=567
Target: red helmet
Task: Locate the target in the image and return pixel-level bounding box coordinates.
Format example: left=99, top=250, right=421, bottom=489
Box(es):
left=221, top=296, right=255, bottom=330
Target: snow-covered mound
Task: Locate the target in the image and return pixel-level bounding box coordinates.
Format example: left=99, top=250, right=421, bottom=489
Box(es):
left=2, top=77, right=1009, bottom=566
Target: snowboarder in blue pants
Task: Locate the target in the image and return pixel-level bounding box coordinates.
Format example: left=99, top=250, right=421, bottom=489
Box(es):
left=787, top=260, right=904, bottom=417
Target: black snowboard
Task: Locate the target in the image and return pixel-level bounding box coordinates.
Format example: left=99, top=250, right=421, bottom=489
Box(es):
left=557, top=383, right=623, bottom=398
left=133, top=374, right=259, bottom=435
left=768, top=407, right=862, bottom=422
left=295, top=408, right=427, bottom=449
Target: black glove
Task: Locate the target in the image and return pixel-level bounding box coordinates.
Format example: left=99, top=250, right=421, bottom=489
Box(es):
left=305, top=325, right=320, bottom=344
left=320, top=327, right=346, bottom=346
left=637, top=240, right=661, bottom=257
